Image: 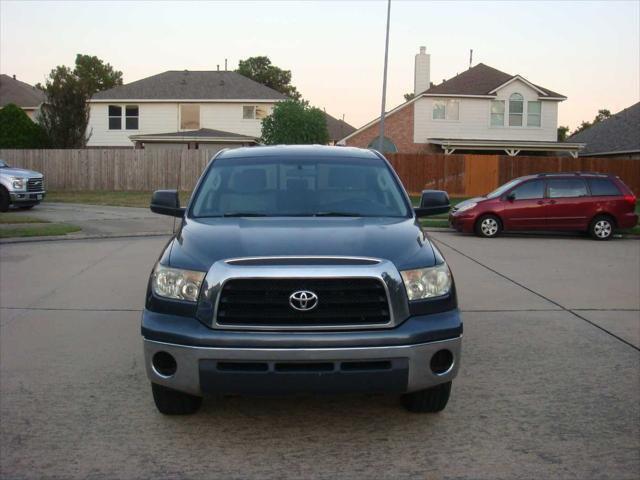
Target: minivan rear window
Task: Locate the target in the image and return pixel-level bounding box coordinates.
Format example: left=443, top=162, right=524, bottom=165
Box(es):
left=587, top=178, right=621, bottom=196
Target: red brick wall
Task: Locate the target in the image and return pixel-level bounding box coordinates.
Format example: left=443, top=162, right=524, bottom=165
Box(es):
left=344, top=102, right=431, bottom=153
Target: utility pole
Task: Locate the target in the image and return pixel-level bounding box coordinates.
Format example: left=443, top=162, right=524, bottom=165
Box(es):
left=378, top=0, right=391, bottom=152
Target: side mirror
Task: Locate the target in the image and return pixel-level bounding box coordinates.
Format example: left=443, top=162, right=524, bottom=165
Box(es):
left=150, top=190, right=185, bottom=217
left=506, top=192, right=516, bottom=202
left=414, top=190, right=450, bottom=217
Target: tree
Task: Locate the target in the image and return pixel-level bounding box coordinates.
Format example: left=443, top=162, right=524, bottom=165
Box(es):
left=403, top=92, right=415, bottom=102
left=557, top=126, right=570, bottom=141
left=571, top=108, right=612, bottom=136
left=38, top=54, right=122, bottom=147
left=261, top=99, right=329, bottom=145
left=0, top=104, right=49, bottom=148
left=236, top=56, right=300, bottom=99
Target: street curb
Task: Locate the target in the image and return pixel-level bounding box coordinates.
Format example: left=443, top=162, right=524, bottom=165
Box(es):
left=0, top=231, right=173, bottom=245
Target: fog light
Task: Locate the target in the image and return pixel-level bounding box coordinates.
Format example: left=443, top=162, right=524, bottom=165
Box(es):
left=152, top=351, right=177, bottom=377
left=430, top=349, right=454, bottom=375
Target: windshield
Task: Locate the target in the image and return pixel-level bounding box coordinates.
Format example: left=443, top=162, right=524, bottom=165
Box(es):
left=486, top=178, right=522, bottom=199
left=190, top=155, right=410, bottom=218
left=0, top=160, right=8, bottom=168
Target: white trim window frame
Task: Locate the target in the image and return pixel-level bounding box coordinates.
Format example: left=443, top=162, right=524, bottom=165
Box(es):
left=108, top=105, right=122, bottom=130
left=490, top=100, right=505, bottom=127
left=527, top=101, right=541, bottom=127
left=432, top=99, right=459, bottom=121
left=125, top=105, right=139, bottom=130
left=508, top=93, right=524, bottom=127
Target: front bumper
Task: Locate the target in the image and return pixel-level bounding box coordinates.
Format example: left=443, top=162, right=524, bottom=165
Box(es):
left=144, top=336, right=462, bottom=396
left=448, top=212, right=476, bottom=233
left=142, top=308, right=462, bottom=396
left=9, top=191, right=46, bottom=203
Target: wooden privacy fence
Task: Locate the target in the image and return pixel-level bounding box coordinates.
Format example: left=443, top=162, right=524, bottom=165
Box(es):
left=1, top=149, right=639, bottom=196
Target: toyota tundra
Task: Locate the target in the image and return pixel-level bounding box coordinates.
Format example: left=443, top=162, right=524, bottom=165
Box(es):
left=143, top=146, right=462, bottom=414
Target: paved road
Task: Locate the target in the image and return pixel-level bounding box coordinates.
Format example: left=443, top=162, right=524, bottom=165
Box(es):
left=1, top=231, right=638, bottom=479
left=3, top=202, right=175, bottom=237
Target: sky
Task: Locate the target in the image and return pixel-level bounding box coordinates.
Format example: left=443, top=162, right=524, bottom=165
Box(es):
left=1, top=0, right=639, bottom=130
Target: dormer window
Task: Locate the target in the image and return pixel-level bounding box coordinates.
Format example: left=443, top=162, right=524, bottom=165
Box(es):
left=432, top=100, right=459, bottom=121
left=508, top=93, right=523, bottom=126
left=527, top=101, right=541, bottom=127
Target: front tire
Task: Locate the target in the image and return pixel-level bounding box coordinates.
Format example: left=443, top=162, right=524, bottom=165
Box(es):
left=402, top=381, right=452, bottom=413
left=151, top=383, right=202, bottom=415
left=0, top=187, right=9, bottom=212
left=475, top=214, right=501, bottom=238
left=589, top=215, right=614, bottom=241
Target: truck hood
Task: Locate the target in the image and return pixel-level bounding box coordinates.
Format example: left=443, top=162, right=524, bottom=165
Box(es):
left=0, top=167, right=43, bottom=178
left=166, top=217, right=437, bottom=272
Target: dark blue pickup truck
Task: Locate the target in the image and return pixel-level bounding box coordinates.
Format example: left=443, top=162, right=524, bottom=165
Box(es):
left=143, top=145, right=462, bottom=414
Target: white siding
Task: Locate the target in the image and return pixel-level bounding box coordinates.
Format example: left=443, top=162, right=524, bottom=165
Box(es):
left=87, top=102, right=276, bottom=147
left=414, top=79, right=559, bottom=143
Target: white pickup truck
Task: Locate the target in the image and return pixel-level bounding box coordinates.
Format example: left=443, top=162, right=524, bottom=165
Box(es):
left=0, top=159, right=46, bottom=212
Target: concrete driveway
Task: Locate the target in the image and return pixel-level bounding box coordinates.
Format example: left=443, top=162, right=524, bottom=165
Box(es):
left=4, top=202, right=175, bottom=237
left=1, top=231, right=638, bottom=479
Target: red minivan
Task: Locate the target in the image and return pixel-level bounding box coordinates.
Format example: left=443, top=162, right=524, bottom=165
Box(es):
left=449, top=173, right=638, bottom=240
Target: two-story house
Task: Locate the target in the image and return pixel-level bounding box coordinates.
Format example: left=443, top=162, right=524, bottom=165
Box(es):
left=341, top=47, right=584, bottom=157
left=0, top=74, right=45, bottom=121
left=87, top=70, right=286, bottom=150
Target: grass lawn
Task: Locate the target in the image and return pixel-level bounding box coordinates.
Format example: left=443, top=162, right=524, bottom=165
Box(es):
left=0, top=223, right=81, bottom=239
left=411, top=195, right=470, bottom=229
left=0, top=213, right=49, bottom=224
left=45, top=191, right=192, bottom=208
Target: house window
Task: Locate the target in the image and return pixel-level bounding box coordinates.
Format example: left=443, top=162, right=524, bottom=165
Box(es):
left=491, top=100, right=505, bottom=126
left=508, top=93, right=523, bottom=126
left=367, top=136, right=397, bottom=153
left=180, top=104, right=200, bottom=130
left=432, top=100, right=459, bottom=121
left=527, top=101, right=541, bottom=127
left=125, top=105, right=139, bottom=130
left=108, top=105, right=122, bottom=130
left=243, top=105, right=268, bottom=120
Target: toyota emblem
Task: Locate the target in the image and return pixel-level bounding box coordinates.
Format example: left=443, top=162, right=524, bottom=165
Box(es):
left=289, top=290, right=319, bottom=311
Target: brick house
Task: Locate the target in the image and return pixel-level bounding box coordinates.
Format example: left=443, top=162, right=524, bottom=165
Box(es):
left=340, top=47, right=584, bottom=158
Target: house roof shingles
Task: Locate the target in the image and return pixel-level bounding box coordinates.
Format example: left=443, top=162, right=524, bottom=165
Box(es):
left=422, top=63, right=565, bottom=98
left=567, top=102, right=640, bottom=156
left=324, top=112, right=356, bottom=142
left=92, top=71, right=287, bottom=101
left=132, top=128, right=256, bottom=140
left=0, top=74, right=45, bottom=108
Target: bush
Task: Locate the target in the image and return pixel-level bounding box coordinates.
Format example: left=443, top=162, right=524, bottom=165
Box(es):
left=0, top=103, right=49, bottom=148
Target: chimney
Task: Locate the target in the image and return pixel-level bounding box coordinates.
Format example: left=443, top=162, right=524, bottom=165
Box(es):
left=414, top=46, right=430, bottom=95
left=13, top=74, right=16, bottom=80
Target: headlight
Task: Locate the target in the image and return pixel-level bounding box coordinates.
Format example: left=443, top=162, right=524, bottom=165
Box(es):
left=455, top=202, right=477, bottom=213
left=151, top=264, right=206, bottom=302
left=401, top=264, right=452, bottom=300
left=12, top=177, right=26, bottom=190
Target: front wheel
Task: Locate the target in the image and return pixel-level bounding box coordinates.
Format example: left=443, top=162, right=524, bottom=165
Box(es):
left=151, top=383, right=202, bottom=415
left=402, top=381, right=452, bottom=413
left=475, top=214, right=501, bottom=238
left=589, top=215, right=614, bottom=241
left=0, top=188, right=9, bottom=212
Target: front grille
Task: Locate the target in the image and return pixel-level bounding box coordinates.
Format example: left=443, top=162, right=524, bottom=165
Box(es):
left=27, top=177, right=44, bottom=192
left=216, top=278, right=391, bottom=328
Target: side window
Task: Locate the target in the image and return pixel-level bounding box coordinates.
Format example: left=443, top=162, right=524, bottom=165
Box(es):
left=125, top=105, right=139, bottom=130
left=547, top=178, right=588, bottom=198
left=180, top=105, right=200, bottom=130
left=587, top=178, right=621, bottom=196
left=242, top=106, right=256, bottom=119
left=510, top=180, right=545, bottom=200
left=108, top=105, right=122, bottom=130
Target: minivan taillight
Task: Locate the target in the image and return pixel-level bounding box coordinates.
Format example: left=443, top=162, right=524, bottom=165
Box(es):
left=623, top=194, right=637, bottom=209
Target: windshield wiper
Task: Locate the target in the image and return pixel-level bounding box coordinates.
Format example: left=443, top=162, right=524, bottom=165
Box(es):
left=222, top=212, right=268, bottom=217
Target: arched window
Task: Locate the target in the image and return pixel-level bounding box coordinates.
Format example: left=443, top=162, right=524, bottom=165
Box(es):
left=368, top=136, right=398, bottom=153
left=509, top=93, right=523, bottom=126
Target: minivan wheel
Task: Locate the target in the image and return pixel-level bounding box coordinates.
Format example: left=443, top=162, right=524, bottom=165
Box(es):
left=151, top=383, right=202, bottom=415
left=402, top=382, right=452, bottom=413
left=589, top=215, right=614, bottom=241
left=475, top=214, right=501, bottom=238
